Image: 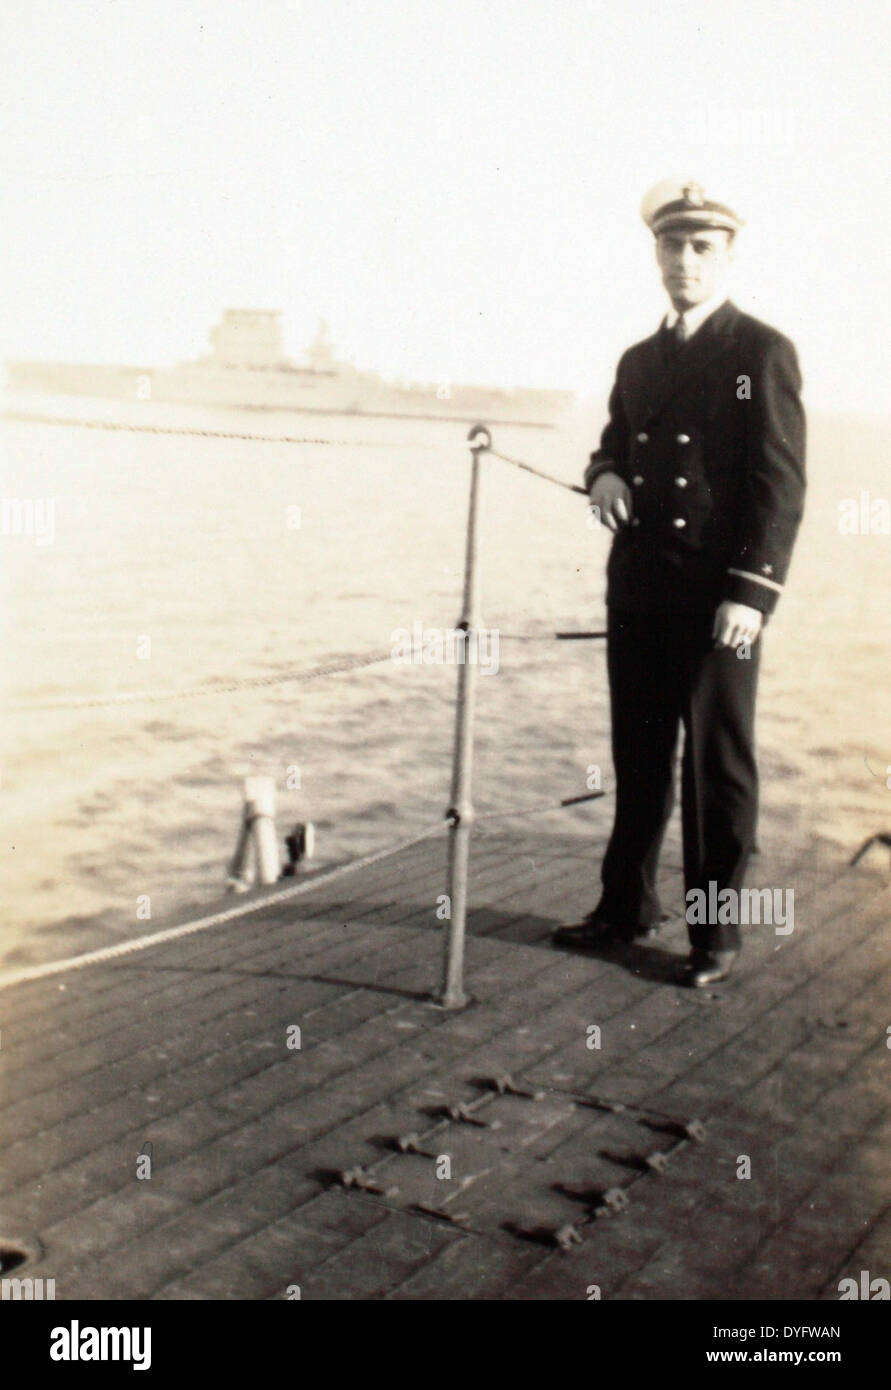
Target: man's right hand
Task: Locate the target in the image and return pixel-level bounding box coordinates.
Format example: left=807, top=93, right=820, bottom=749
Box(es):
left=588, top=470, right=632, bottom=533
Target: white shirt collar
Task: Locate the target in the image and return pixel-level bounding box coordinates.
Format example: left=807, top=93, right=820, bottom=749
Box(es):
left=664, top=290, right=729, bottom=339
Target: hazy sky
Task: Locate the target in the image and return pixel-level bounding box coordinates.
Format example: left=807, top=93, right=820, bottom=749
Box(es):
left=2, top=0, right=888, bottom=410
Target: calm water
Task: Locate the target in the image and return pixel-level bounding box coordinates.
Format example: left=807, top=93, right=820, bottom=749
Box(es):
left=1, top=392, right=888, bottom=968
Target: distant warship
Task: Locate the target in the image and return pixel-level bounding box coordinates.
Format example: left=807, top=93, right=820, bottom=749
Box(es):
left=7, top=311, right=572, bottom=427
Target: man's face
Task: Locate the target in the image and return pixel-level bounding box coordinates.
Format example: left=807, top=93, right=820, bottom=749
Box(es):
left=655, top=227, right=734, bottom=311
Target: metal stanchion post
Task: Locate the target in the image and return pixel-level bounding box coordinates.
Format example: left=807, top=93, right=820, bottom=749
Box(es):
left=436, top=424, right=491, bottom=1008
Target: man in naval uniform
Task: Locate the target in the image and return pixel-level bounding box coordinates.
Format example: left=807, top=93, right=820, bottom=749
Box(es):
left=554, top=177, right=806, bottom=986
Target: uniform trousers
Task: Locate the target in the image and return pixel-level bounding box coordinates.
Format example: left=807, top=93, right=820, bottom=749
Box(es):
left=596, top=608, right=761, bottom=952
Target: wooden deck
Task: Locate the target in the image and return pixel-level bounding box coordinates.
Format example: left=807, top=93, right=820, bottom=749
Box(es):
left=1, top=822, right=889, bottom=1301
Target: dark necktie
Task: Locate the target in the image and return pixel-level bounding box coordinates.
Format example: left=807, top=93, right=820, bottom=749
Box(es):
left=663, top=317, right=686, bottom=362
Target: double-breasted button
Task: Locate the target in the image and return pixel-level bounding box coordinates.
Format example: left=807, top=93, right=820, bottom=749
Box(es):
left=630, top=517, right=641, bottom=527
left=632, top=474, right=644, bottom=486
left=636, top=432, right=649, bottom=443
left=672, top=517, right=686, bottom=529
left=676, top=433, right=690, bottom=444
left=674, top=476, right=688, bottom=488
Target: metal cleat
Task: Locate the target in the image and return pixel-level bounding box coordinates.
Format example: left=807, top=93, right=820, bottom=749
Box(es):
left=554, top=1223, right=584, bottom=1252
left=684, top=1118, right=706, bottom=1143
left=490, top=1072, right=545, bottom=1101
left=395, top=1132, right=422, bottom=1154
left=598, top=1187, right=630, bottom=1217
left=416, top=1203, right=471, bottom=1228
left=340, top=1166, right=397, bottom=1197
left=645, top=1150, right=670, bottom=1173
left=577, top=1095, right=627, bottom=1115
left=446, top=1101, right=497, bottom=1128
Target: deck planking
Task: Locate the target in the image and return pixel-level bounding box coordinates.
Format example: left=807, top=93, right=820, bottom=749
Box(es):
left=0, top=823, right=888, bottom=1300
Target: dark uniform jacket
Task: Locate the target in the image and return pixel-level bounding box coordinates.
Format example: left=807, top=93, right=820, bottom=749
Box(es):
left=585, top=299, right=806, bottom=615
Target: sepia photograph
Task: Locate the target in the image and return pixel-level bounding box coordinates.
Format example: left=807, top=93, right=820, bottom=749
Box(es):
left=1, top=0, right=888, bottom=1355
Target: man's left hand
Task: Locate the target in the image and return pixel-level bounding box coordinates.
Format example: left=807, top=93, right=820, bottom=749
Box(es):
left=712, top=601, right=763, bottom=650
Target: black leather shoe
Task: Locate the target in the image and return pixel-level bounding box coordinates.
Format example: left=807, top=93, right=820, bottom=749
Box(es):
left=684, top=948, right=739, bottom=988
left=553, top=912, right=663, bottom=949
left=553, top=914, right=623, bottom=948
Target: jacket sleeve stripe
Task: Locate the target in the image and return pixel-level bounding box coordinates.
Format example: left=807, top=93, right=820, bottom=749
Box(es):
left=726, top=567, right=784, bottom=594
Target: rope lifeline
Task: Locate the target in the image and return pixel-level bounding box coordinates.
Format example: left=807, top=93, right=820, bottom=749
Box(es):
left=0, top=410, right=453, bottom=450
left=11, top=650, right=395, bottom=712
left=0, top=819, right=448, bottom=994
left=3, top=413, right=590, bottom=482
left=488, top=446, right=588, bottom=497
left=11, top=633, right=605, bottom=713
